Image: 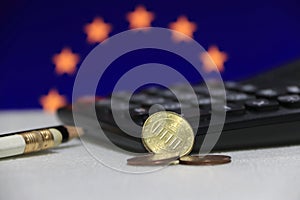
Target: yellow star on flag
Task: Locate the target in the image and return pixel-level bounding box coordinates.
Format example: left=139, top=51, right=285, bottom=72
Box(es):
left=39, top=89, right=67, bottom=113
left=126, top=5, right=154, bottom=29
left=200, top=45, right=228, bottom=72
left=169, top=16, right=197, bottom=42
left=52, top=47, right=80, bottom=75
left=84, top=17, right=112, bottom=44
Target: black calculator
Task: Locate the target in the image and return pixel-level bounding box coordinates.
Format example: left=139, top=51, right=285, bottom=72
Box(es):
left=57, top=59, right=300, bottom=152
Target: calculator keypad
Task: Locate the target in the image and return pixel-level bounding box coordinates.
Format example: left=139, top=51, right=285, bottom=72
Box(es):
left=88, top=81, right=300, bottom=126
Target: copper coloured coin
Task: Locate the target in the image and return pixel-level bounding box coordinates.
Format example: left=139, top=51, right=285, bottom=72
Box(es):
left=127, top=153, right=179, bottom=166
left=179, top=155, right=231, bottom=166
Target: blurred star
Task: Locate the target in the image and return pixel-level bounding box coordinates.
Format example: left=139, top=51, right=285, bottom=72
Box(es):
left=200, top=45, right=228, bottom=72
left=84, top=17, right=112, bottom=43
left=52, top=47, right=80, bottom=75
left=169, top=16, right=197, bottom=42
left=40, top=89, right=67, bottom=113
left=126, top=5, right=154, bottom=29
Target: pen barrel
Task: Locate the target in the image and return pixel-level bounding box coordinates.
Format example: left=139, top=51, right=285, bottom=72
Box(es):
left=0, top=135, right=26, bottom=158
left=0, top=128, right=63, bottom=158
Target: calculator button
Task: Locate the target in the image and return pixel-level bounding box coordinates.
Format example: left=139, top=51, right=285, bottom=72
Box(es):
left=209, top=89, right=228, bottom=97
left=286, top=86, right=300, bottom=94
left=141, top=97, right=167, bottom=106
left=238, top=84, right=257, bottom=94
left=277, top=95, right=300, bottom=108
left=160, top=102, right=182, bottom=111
left=148, top=102, right=184, bottom=113
left=181, top=107, right=211, bottom=121
left=156, top=90, right=175, bottom=98
left=256, top=89, right=283, bottom=99
left=127, top=107, right=148, bottom=126
left=211, top=104, right=246, bottom=116
left=190, top=98, right=219, bottom=107
left=130, top=94, right=166, bottom=106
left=224, top=81, right=240, bottom=90
left=245, top=99, right=279, bottom=111
left=175, top=92, right=204, bottom=102
left=130, top=107, right=148, bottom=116
left=193, top=85, right=209, bottom=96
left=226, top=93, right=255, bottom=103
left=130, top=94, right=149, bottom=103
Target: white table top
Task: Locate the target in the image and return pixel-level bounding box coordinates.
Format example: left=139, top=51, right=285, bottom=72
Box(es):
left=0, top=110, right=300, bottom=200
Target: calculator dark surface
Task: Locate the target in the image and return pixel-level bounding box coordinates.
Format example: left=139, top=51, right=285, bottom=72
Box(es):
left=57, top=59, right=300, bottom=152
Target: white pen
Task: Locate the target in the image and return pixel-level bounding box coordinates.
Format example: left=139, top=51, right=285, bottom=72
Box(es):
left=0, top=125, right=83, bottom=159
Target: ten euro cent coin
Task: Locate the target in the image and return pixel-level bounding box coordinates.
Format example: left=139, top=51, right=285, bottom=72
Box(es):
left=142, top=111, right=194, bottom=157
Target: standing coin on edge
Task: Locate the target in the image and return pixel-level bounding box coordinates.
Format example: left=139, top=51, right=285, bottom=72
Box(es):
left=142, top=111, right=194, bottom=157
left=179, top=155, right=231, bottom=166
left=127, top=153, right=180, bottom=166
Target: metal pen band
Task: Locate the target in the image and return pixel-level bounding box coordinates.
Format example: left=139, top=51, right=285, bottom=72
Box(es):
left=20, top=129, right=55, bottom=153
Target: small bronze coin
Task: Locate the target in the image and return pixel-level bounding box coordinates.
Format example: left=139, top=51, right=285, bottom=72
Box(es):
left=127, top=153, right=179, bottom=166
left=179, top=155, right=231, bottom=166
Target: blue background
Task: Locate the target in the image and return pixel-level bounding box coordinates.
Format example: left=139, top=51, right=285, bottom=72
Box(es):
left=1, top=0, right=300, bottom=109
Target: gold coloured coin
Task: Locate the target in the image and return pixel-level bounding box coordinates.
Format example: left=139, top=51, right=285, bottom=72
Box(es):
left=142, top=111, right=194, bottom=157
